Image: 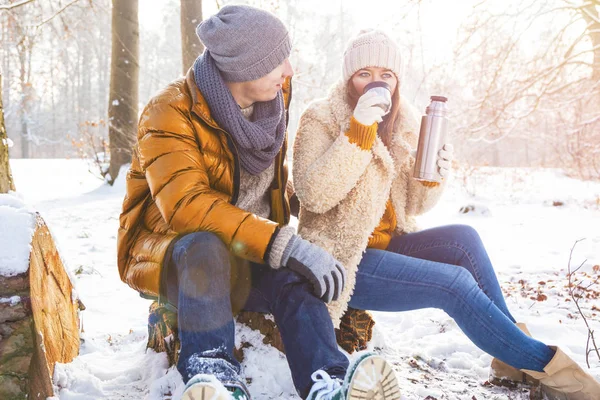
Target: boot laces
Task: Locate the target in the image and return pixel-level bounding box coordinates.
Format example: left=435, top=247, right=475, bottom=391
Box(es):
left=307, top=370, right=343, bottom=400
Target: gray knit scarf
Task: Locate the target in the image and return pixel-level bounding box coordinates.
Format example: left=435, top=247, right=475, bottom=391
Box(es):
left=194, top=52, right=286, bottom=175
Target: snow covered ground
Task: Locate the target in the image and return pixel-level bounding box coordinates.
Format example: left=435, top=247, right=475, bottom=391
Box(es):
left=8, top=159, right=600, bottom=400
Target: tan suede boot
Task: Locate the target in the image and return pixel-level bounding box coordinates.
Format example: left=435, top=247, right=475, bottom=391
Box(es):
left=489, top=322, right=539, bottom=387
left=521, top=346, right=600, bottom=400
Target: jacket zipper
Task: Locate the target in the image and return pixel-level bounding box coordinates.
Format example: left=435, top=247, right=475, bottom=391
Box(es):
left=221, top=129, right=241, bottom=205
left=281, top=80, right=292, bottom=224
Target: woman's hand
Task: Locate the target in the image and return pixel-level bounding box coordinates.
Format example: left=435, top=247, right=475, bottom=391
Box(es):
left=353, top=90, right=390, bottom=126
left=438, top=143, right=454, bottom=179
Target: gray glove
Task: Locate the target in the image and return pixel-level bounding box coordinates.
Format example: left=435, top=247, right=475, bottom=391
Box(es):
left=280, top=234, right=346, bottom=303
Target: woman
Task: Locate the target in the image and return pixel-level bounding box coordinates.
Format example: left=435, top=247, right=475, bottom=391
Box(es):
left=292, top=29, right=600, bottom=399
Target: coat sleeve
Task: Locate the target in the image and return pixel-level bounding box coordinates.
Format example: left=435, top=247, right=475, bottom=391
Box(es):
left=137, top=103, right=278, bottom=263
left=292, top=103, right=374, bottom=214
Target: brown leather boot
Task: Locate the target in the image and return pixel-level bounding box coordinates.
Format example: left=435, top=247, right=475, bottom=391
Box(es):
left=522, top=346, right=600, bottom=400
left=489, top=322, right=539, bottom=387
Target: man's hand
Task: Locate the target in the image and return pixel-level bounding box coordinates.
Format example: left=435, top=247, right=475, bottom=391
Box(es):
left=281, top=235, right=346, bottom=303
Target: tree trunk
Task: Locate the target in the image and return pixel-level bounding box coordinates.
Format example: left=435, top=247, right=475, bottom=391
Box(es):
left=50, top=43, right=57, bottom=156
left=76, top=44, right=82, bottom=130
left=0, top=215, right=81, bottom=399
left=181, top=0, right=204, bottom=74
left=107, top=0, right=139, bottom=184
left=581, top=3, right=600, bottom=82
left=2, top=17, right=10, bottom=113
left=0, top=71, right=15, bottom=194
left=18, top=50, right=29, bottom=159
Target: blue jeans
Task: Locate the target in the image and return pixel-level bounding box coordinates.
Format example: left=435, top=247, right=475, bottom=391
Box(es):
left=348, top=224, right=555, bottom=371
left=165, top=232, right=348, bottom=398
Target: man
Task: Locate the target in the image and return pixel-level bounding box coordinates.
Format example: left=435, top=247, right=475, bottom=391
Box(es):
left=117, top=5, right=400, bottom=400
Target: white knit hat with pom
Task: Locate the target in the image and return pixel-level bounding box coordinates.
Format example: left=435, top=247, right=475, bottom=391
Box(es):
left=342, top=29, right=403, bottom=82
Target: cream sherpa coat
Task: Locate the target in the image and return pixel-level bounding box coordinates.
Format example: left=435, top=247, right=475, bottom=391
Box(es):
left=292, top=80, right=446, bottom=327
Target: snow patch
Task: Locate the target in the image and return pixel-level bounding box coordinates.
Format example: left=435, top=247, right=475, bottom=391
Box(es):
left=2, top=137, right=14, bottom=147
left=458, top=203, right=492, bottom=216
left=0, top=295, right=21, bottom=305
left=0, top=193, right=36, bottom=276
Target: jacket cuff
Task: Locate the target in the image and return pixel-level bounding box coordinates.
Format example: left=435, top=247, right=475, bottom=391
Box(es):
left=345, top=116, right=377, bottom=150
left=267, top=225, right=296, bottom=269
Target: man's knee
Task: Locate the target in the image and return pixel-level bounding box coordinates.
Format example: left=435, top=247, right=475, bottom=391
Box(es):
left=172, top=232, right=230, bottom=276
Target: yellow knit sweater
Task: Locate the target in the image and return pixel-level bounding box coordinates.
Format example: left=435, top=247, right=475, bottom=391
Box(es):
left=345, top=117, right=397, bottom=250
left=368, top=199, right=397, bottom=249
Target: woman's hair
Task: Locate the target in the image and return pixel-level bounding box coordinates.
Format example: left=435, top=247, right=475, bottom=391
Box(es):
left=347, top=79, right=401, bottom=146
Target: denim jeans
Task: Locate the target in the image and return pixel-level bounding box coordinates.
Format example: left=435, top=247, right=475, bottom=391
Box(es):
left=165, top=231, right=348, bottom=398
left=348, top=224, right=555, bottom=371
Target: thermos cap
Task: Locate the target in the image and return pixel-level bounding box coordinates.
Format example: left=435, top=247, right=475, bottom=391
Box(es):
left=431, top=95, right=448, bottom=102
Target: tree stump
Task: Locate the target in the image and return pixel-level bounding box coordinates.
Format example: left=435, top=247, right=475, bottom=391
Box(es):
left=147, top=302, right=284, bottom=367
left=0, top=214, right=81, bottom=399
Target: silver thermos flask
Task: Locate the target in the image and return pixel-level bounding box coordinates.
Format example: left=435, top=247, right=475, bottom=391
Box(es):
left=414, top=96, right=449, bottom=183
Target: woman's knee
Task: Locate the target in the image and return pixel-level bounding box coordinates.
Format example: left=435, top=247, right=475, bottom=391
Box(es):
left=443, top=224, right=480, bottom=240
left=438, top=224, right=485, bottom=252
left=438, top=267, right=481, bottom=313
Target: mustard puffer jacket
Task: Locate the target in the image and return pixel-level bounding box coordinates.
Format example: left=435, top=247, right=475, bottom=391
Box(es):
left=117, top=69, right=292, bottom=299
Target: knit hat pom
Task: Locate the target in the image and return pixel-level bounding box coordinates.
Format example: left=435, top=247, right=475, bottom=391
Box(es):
left=342, top=29, right=403, bottom=82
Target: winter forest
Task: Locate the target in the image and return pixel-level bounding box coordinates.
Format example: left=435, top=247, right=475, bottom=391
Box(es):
left=0, top=0, right=599, bottom=399
left=2, top=0, right=600, bottom=177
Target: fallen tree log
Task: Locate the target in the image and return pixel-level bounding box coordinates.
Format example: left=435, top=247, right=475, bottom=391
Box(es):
left=147, top=302, right=284, bottom=366
left=0, top=214, right=81, bottom=399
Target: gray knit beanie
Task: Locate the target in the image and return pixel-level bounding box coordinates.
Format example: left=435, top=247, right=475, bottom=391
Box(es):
left=196, top=5, right=291, bottom=82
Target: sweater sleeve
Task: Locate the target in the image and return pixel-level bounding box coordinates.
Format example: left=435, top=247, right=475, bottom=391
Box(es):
left=292, top=104, right=374, bottom=214
left=345, top=116, right=378, bottom=150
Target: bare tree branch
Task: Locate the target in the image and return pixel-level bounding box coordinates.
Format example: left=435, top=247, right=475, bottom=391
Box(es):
left=35, top=0, right=81, bottom=28
left=448, top=0, right=600, bottom=177
left=567, top=239, right=600, bottom=368
left=0, top=0, right=35, bottom=11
